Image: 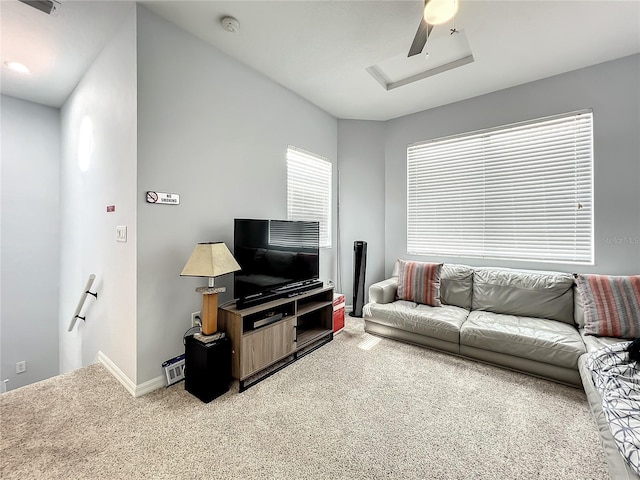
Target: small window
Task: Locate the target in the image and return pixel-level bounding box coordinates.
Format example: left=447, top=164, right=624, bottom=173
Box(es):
left=287, top=146, right=332, bottom=248
left=407, top=110, right=594, bottom=264
left=268, top=220, right=319, bottom=249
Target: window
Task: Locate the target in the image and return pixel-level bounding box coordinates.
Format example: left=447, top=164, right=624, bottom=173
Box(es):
left=268, top=220, right=319, bottom=249
left=287, top=146, right=332, bottom=248
left=407, top=110, right=594, bottom=264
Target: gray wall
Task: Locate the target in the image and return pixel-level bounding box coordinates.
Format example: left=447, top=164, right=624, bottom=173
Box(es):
left=2, top=9, right=637, bottom=394
left=1, top=95, right=60, bottom=390
left=383, top=54, right=640, bottom=276
left=59, top=7, right=138, bottom=381
left=337, top=120, right=385, bottom=306
left=135, top=6, right=338, bottom=385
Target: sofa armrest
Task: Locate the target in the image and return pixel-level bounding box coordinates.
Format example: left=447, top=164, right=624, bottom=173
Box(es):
left=368, top=278, right=398, bottom=304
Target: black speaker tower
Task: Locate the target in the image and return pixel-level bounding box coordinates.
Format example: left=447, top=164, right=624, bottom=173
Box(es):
left=350, top=241, right=367, bottom=317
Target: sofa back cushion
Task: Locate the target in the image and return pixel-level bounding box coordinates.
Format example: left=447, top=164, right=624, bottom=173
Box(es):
left=472, top=268, right=575, bottom=324
left=396, top=260, right=443, bottom=307
left=440, top=263, right=474, bottom=310
left=574, top=285, right=585, bottom=328
left=574, top=274, right=640, bottom=338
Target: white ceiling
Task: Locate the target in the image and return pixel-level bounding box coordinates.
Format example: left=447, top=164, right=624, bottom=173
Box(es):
left=1, top=0, right=639, bottom=120
left=0, top=1, right=133, bottom=108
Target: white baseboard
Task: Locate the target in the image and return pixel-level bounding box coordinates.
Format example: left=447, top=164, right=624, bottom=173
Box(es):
left=135, top=375, right=166, bottom=397
left=97, top=351, right=165, bottom=398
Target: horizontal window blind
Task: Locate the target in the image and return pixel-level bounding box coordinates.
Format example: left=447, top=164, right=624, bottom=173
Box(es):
left=287, top=146, right=332, bottom=248
left=407, top=110, right=594, bottom=264
left=268, top=220, right=319, bottom=249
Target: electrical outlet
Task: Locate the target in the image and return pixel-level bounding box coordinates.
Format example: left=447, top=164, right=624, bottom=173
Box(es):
left=191, top=311, right=201, bottom=327
left=16, top=361, right=26, bottom=374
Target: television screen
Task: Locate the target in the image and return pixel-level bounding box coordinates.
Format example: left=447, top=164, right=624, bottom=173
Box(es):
left=233, top=219, right=320, bottom=302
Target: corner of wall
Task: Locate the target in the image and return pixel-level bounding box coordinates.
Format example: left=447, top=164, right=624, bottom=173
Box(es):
left=97, top=351, right=164, bottom=397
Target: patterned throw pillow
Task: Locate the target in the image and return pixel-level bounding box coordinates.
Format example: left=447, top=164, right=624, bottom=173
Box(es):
left=396, top=260, right=443, bottom=307
left=575, top=274, right=640, bottom=338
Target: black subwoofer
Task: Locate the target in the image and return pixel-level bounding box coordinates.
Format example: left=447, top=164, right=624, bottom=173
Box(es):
left=185, top=336, right=231, bottom=403
left=350, top=241, right=367, bottom=317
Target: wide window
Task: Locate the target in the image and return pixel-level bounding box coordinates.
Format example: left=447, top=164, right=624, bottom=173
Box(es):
left=407, top=110, right=594, bottom=264
left=287, top=146, right=332, bottom=248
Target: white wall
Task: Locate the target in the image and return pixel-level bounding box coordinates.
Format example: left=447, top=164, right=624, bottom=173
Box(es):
left=337, top=120, right=386, bottom=305
left=135, top=6, right=338, bottom=385
left=383, top=54, right=640, bottom=276
left=0, top=95, right=60, bottom=390
left=59, top=7, right=138, bottom=382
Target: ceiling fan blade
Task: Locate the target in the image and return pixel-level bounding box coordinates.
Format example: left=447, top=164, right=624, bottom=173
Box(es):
left=408, top=18, right=434, bottom=57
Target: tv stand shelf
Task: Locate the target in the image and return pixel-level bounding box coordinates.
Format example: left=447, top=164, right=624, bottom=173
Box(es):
left=297, top=300, right=331, bottom=317
left=296, top=328, right=328, bottom=348
left=218, top=285, right=334, bottom=392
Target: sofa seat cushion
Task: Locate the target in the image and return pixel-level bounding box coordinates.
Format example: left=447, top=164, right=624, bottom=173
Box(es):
left=460, top=310, right=585, bottom=368
left=581, top=329, right=629, bottom=353
left=364, top=301, right=469, bottom=344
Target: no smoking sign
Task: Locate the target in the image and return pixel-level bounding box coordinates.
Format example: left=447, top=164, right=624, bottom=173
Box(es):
left=146, top=191, right=180, bottom=205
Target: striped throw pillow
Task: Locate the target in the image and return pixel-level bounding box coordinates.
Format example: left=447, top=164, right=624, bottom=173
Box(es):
left=396, top=260, right=443, bottom=307
left=575, top=274, right=640, bottom=338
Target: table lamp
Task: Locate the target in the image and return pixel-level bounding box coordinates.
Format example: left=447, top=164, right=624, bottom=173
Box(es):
left=181, top=242, right=241, bottom=335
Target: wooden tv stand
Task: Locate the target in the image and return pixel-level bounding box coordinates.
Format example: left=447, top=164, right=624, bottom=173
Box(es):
left=218, top=285, right=334, bottom=392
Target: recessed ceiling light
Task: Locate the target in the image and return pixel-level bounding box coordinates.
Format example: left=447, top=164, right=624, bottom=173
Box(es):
left=4, top=61, right=31, bottom=74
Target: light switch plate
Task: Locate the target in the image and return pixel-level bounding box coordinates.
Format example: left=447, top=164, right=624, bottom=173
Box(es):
left=116, top=226, right=127, bottom=242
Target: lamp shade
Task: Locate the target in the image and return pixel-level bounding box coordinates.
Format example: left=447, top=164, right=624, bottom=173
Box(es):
left=180, top=242, right=241, bottom=278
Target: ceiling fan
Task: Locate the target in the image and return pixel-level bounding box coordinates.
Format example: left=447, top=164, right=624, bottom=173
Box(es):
left=408, top=0, right=459, bottom=57
left=18, top=0, right=60, bottom=15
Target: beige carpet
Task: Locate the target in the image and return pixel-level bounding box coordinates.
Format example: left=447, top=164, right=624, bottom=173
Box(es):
left=1, top=318, right=608, bottom=479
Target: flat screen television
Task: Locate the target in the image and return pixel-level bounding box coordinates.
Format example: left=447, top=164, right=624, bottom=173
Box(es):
left=233, top=219, right=320, bottom=307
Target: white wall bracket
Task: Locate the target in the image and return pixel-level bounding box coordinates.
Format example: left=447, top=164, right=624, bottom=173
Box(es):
left=67, top=274, right=98, bottom=332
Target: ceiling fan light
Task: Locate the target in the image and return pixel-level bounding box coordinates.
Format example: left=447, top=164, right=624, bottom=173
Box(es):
left=424, top=0, right=459, bottom=25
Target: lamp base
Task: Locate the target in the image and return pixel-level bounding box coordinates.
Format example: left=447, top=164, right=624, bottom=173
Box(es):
left=201, top=292, right=221, bottom=335
left=196, top=286, right=226, bottom=294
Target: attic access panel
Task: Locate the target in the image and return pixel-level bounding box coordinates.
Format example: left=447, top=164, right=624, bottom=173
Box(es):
left=367, top=29, right=474, bottom=91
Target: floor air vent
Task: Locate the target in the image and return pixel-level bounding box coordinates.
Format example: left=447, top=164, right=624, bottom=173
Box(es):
left=162, top=354, right=185, bottom=386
